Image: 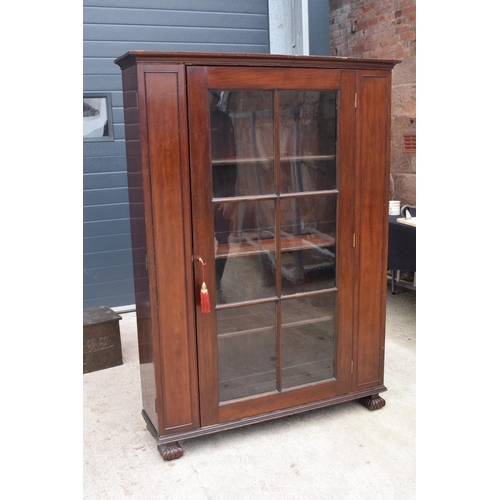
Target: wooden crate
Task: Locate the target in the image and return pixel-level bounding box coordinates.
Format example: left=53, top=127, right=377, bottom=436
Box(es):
left=83, top=306, right=123, bottom=374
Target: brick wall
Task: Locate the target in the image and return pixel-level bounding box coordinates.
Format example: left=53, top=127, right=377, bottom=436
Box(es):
left=329, top=0, right=416, bottom=205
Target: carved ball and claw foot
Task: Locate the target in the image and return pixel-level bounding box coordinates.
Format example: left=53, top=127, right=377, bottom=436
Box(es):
left=359, top=394, right=386, bottom=411
left=157, top=442, right=184, bottom=461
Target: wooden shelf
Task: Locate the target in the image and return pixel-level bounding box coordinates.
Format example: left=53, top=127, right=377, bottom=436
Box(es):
left=281, top=155, right=335, bottom=162
left=217, top=315, right=333, bottom=339
left=216, top=233, right=335, bottom=259
left=212, top=154, right=335, bottom=166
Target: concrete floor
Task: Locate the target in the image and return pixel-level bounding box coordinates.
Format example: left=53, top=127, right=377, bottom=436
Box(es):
left=83, top=286, right=416, bottom=500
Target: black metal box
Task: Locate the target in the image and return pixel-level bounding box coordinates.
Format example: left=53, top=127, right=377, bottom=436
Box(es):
left=83, top=306, right=123, bottom=374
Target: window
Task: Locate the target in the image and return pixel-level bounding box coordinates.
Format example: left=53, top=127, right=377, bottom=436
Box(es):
left=83, top=93, right=114, bottom=141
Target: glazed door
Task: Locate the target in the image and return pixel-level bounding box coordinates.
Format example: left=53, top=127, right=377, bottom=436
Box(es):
left=188, top=66, right=357, bottom=426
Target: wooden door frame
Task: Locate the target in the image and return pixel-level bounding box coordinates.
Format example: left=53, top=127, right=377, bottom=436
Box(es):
left=187, top=66, right=358, bottom=427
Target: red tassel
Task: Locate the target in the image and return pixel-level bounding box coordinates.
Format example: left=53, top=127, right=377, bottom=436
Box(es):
left=198, top=258, right=210, bottom=313
left=200, top=282, right=210, bottom=313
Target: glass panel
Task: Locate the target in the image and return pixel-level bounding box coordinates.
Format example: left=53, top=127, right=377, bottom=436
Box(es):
left=279, top=91, right=337, bottom=193
left=214, top=199, right=276, bottom=304
left=281, top=293, right=336, bottom=389
left=210, top=89, right=341, bottom=402
left=210, top=91, right=274, bottom=198
left=218, top=303, right=277, bottom=402
left=280, top=195, right=336, bottom=295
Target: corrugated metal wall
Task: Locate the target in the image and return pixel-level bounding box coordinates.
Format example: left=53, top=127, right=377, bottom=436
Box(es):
left=83, top=0, right=269, bottom=309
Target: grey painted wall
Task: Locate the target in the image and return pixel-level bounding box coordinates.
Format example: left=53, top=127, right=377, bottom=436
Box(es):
left=308, top=0, right=330, bottom=55
left=83, top=0, right=270, bottom=309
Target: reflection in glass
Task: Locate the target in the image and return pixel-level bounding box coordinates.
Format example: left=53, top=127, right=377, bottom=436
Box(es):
left=218, top=303, right=277, bottom=402
left=279, top=91, right=337, bottom=193
left=208, top=88, right=340, bottom=400
left=210, top=90, right=274, bottom=198
left=214, top=199, right=276, bottom=304
left=280, top=195, right=336, bottom=294
left=214, top=253, right=276, bottom=305
left=281, top=293, right=335, bottom=389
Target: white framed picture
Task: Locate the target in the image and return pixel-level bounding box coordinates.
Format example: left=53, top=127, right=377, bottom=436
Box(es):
left=83, top=93, right=114, bottom=141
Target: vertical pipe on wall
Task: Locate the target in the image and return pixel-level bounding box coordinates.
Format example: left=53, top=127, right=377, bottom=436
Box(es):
left=268, top=0, right=309, bottom=55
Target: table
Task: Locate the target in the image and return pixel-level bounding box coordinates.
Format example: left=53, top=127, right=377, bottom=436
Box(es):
left=388, top=214, right=416, bottom=294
